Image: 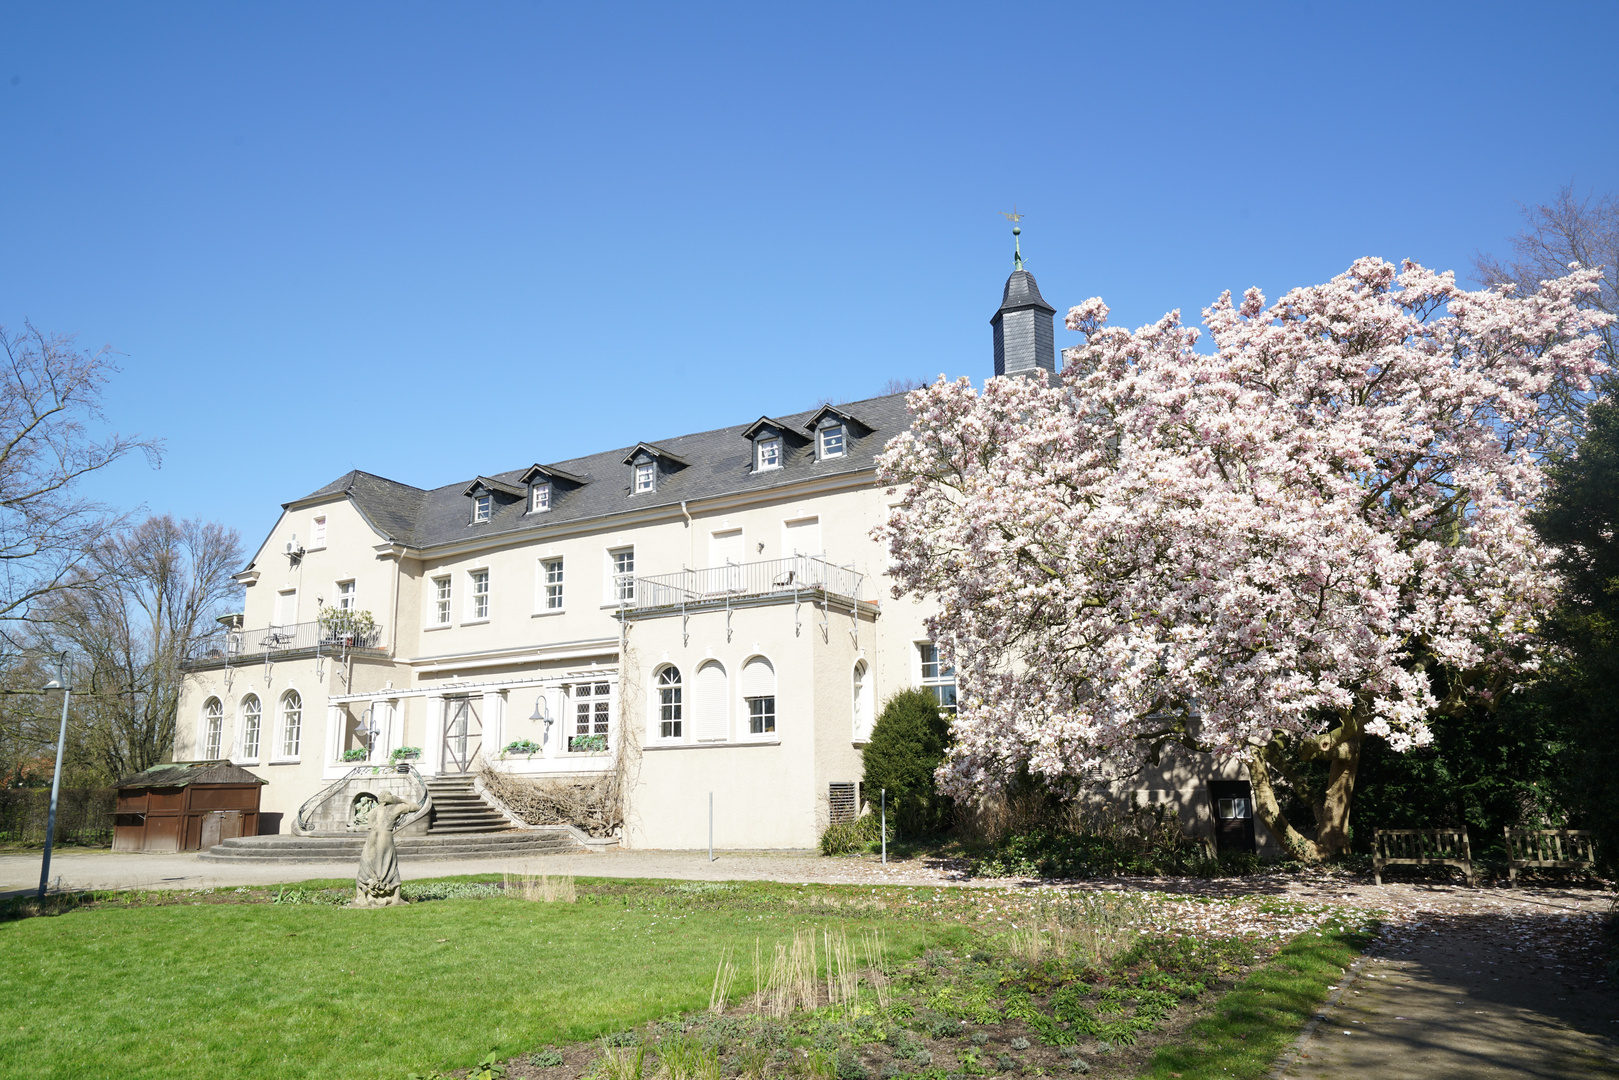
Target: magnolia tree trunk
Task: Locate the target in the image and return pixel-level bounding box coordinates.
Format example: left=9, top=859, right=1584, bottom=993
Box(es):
left=1245, top=712, right=1364, bottom=862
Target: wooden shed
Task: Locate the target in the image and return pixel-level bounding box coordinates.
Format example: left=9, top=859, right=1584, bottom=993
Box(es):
left=113, top=761, right=266, bottom=852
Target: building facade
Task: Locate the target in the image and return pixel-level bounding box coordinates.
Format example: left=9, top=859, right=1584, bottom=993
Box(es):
left=174, top=257, right=1279, bottom=854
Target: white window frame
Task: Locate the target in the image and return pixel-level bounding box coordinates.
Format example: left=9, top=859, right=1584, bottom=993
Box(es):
left=430, top=575, right=452, bottom=627
left=818, top=423, right=845, bottom=459
left=468, top=569, right=490, bottom=621
left=473, top=494, right=492, bottom=523
left=539, top=557, right=564, bottom=612
left=239, top=695, right=262, bottom=762
left=277, top=690, right=303, bottom=761
left=609, top=547, right=635, bottom=603
left=654, top=664, right=683, bottom=741
left=692, top=660, right=729, bottom=742
left=274, top=588, right=297, bottom=628
left=531, top=482, right=552, bottom=513
left=634, top=461, right=655, bottom=494
left=337, top=579, right=356, bottom=612
left=569, top=681, right=613, bottom=753
left=756, top=436, right=782, bottom=471
left=741, top=655, right=776, bottom=740
left=852, top=659, right=874, bottom=743
left=917, top=642, right=957, bottom=715
left=310, top=514, right=327, bottom=549
left=201, top=698, right=223, bottom=759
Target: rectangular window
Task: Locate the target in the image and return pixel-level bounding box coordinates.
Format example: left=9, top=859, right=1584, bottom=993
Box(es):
left=919, top=643, right=957, bottom=715
left=275, top=589, right=297, bottom=627
left=311, top=515, right=327, bottom=548
left=433, top=576, right=451, bottom=625
left=634, top=461, right=655, bottom=493
left=747, top=695, right=776, bottom=735
left=571, top=681, right=611, bottom=752
left=337, top=580, right=356, bottom=611
left=473, top=494, right=492, bottom=522
left=611, top=547, right=635, bottom=602
left=757, top=437, right=781, bottom=470
left=819, top=425, right=845, bottom=458
left=470, top=569, right=489, bottom=620
left=531, top=482, right=551, bottom=513
left=542, top=557, right=564, bottom=610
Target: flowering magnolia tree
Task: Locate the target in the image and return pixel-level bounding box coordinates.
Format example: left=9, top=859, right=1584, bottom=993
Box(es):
left=877, top=258, right=1610, bottom=859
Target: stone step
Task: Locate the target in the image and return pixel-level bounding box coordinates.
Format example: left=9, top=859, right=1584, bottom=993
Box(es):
left=199, top=830, right=586, bottom=863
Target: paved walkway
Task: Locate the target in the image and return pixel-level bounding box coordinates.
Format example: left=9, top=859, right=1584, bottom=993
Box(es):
left=1277, top=908, right=1619, bottom=1079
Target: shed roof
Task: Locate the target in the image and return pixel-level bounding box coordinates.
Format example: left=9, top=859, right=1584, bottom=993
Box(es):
left=117, top=760, right=268, bottom=789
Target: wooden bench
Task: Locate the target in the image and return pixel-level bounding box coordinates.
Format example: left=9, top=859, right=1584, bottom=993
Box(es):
left=1373, top=828, right=1474, bottom=886
left=1504, top=828, right=1596, bottom=882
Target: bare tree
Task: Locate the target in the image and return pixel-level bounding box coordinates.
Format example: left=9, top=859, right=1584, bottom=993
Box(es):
left=1476, top=184, right=1618, bottom=440
left=0, top=323, right=161, bottom=649
left=33, top=517, right=241, bottom=777
left=879, top=377, right=929, bottom=396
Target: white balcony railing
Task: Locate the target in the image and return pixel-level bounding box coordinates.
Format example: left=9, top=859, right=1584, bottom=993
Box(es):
left=622, top=554, right=864, bottom=612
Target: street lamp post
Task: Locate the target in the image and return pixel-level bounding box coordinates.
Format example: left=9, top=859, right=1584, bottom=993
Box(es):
left=38, top=656, right=72, bottom=901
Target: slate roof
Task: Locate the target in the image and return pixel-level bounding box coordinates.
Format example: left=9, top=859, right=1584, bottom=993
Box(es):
left=994, top=268, right=1057, bottom=318
left=117, top=761, right=268, bottom=789
left=292, top=390, right=913, bottom=551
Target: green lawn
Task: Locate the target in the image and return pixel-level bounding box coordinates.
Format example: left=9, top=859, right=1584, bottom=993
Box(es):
left=0, top=876, right=1374, bottom=1080
left=0, top=877, right=968, bottom=1080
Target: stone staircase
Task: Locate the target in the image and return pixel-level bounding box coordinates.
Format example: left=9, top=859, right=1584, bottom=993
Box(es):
left=199, top=829, right=587, bottom=863
left=200, top=772, right=593, bottom=863
left=425, top=774, right=512, bottom=835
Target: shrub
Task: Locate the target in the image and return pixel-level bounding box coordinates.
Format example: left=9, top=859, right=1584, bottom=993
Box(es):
left=820, top=815, right=882, bottom=855
left=968, top=803, right=1208, bottom=879
left=861, top=688, right=953, bottom=836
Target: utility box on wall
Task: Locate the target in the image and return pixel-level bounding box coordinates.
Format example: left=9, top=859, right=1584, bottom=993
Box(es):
left=113, top=761, right=265, bottom=852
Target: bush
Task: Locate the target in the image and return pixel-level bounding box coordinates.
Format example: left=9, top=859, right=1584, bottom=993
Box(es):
left=861, top=688, right=953, bottom=836
left=819, top=814, right=883, bottom=855
left=968, top=804, right=1210, bottom=879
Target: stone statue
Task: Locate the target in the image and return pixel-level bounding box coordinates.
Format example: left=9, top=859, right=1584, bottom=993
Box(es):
left=352, top=792, right=420, bottom=908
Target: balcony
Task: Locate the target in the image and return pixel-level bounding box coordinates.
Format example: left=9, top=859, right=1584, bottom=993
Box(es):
left=618, top=554, right=868, bottom=617
left=182, top=619, right=388, bottom=670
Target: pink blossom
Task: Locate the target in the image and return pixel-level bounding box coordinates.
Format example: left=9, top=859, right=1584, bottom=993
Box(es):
left=877, top=259, right=1611, bottom=796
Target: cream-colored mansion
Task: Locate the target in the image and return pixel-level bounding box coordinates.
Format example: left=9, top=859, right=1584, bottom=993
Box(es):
left=174, top=357, right=974, bottom=849
left=175, top=258, right=1278, bottom=854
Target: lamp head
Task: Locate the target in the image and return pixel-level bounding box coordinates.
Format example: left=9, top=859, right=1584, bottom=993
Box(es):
left=41, top=657, right=69, bottom=693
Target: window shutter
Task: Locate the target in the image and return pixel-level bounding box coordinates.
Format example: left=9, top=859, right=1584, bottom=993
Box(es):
left=741, top=657, right=774, bottom=699
left=693, top=662, right=728, bottom=741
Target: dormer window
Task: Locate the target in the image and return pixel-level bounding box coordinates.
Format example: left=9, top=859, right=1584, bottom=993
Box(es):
left=818, top=424, right=845, bottom=459
left=473, top=494, right=492, bottom=523
left=757, top=437, right=782, bottom=471
left=634, top=461, right=655, bottom=493
left=531, top=482, right=551, bottom=513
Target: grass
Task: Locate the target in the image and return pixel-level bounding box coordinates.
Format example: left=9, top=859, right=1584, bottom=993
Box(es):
left=0, top=875, right=970, bottom=1080
left=1140, top=917, right=1377, bottom=1079
left=0, top=875, right=1377, bottom=1080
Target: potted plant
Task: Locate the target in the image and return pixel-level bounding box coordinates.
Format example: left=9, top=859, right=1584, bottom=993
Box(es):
left=390, top=746, right=422, bottom=762
left=319, top=606, right=378, bottom=647
left=342, top=748, right=369, bottom=762
left=502, top=739, right=543, bottom=758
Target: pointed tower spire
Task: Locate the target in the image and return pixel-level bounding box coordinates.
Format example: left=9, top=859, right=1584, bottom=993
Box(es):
left=991, top=210, right=1056, bottom=378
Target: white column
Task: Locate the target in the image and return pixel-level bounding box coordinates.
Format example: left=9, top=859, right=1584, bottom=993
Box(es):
left=424, top=694, right=445, bottom=775
left=373, top=699, right=396, bottom=759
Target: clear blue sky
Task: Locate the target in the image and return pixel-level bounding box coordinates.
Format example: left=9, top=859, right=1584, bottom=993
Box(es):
left=3, top=2, right=1616, bottom=554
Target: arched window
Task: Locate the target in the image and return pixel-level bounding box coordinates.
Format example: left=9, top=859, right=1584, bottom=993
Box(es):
left=852, top=660, right=873, bottom=741
left=280, top=690, right=303, bottom=758
left=656, top=666, right=682, bottom=740
left=693, top=661, right=727, bottom=742
left=240, top=695, right=262, bottom=760
left=202, top=698, right=223, bottom=759
left=742, top=656, right=776, bottom=737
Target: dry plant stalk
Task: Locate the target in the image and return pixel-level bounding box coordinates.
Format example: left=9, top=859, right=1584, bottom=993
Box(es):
left=503, top=868, right=577, bottom=903
left=709, top=946, right=738, bottom=1014
left=596, top=1040, right=647, bottom=1080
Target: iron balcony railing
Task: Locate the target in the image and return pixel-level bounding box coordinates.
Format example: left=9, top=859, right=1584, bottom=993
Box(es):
left=622, top=554, right=865, bottom=612
left=183, top=619, right=387, bottom=668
